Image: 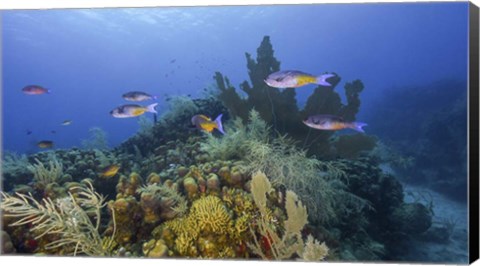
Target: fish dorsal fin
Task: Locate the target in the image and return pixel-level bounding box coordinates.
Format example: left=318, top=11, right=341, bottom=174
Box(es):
left=287, top=70, right=309, bottom=76
left=198, top=115, right=211, bottom=121
left=323, top=114, right=343, bottom=121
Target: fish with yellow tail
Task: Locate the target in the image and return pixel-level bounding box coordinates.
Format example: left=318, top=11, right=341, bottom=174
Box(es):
left=303, top=115, right=367, bottom=133
left=110, top=103, right=158, bottom=118
left=99, top=165, right=121, bottom=178
left=264, top=70, right=336, bottom=88
left=191, top=114, right=225, bottom=134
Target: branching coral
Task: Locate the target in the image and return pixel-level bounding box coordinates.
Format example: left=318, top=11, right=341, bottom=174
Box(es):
left=0, top=180, right=116, bottom=256
left=159, top=193, right=254, bottom=258
left=190, top=195, right=232, bottom=234
left=248, top=171, right=328, bottom=261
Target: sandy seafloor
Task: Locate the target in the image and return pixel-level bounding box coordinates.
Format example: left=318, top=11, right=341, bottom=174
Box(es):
left=380, top=160, right=470, bottom=265
left=403, top=183, right=469, bottom=264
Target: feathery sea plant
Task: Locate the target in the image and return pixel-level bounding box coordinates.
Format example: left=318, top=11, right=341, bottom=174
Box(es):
left=2, top=151, right=30, bottom=176
left=81, top=127, right=109, bottom=150
left=200, top=109, right=270, bottom=161
left=200, top=109, right=358, bottom=225
left=137, top=115, right=154, bottom=136
left=161, top=95, right=200, bottom=123
left=0, top=180, right=116, bottom=256
left=27, top=155, right=63, bottom=189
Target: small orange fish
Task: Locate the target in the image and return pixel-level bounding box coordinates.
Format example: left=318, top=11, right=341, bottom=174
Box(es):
left=37, top=140, right=54, bottom=148
left=191, top=114, right=225, bottom=134
left=99, top=165, right=121, bottom=178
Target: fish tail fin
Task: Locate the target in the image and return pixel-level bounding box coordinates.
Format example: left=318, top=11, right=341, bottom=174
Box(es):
left=214, top=114, right=225, bottom=134
left=146, top=103, right=158, bottom=114
left=46, top=89, right=51, bottom=93
left=351, top=122, right=367, bottom=133
left=315, top=73, right=335, bottom=86
left=152, top=95, right=158, bottom=100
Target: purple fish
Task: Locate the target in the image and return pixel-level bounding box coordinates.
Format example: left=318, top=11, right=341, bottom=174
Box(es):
left=303, top=115, right=367, bottom=133
left=122, top=91, right=157, bottom=102
left=22, top=85, right=50, bottom=95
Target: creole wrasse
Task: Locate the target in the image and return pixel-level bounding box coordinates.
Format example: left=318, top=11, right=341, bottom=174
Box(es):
left=264, top=70, right=335, bottom=88
left=110, top=103, right=158, bottom=118
left=99, top=165, right=121, bottom=178
left=191, top=114, right=225, bottom=134
left=22, top=85, right=51, bottom=95
left=122, top=91, right=157, bottom=102
left=303, top=115, right=367, bottom=133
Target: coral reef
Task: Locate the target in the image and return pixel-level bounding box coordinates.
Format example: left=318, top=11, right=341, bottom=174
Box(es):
left=0, top=35, right=438, bottom=263
left=0, top=180, right=116, bottom=256
left=137, top=183, right=187, bottom=223
left=107, top=196, right=139, bottom=245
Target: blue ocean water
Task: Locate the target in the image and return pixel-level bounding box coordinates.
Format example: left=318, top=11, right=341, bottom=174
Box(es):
left=2, top=3, right=468, bottom=153
left=1, top=2, right=471, bottom=262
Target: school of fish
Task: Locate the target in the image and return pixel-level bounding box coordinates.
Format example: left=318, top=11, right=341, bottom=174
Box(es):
left=22, top=68, right=366, bottom=151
